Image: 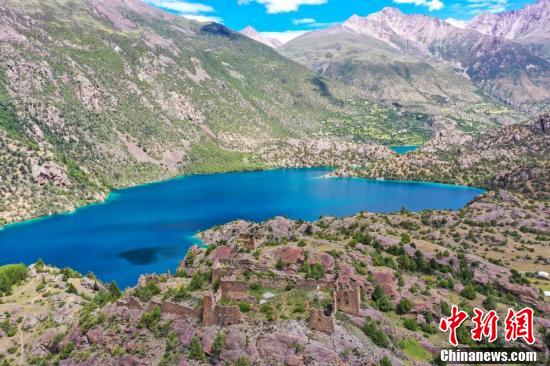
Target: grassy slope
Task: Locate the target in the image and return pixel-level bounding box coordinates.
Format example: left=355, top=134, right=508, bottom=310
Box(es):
left=280, top=27, right=524, bottom=131
left=0, top=0, right=433, bottom=224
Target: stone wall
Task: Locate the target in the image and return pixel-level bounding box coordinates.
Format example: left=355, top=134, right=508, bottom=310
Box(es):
left=256, top=276, right=288, bottom=290
left=218, top=280, right=249, bottom=301
left=308, top=309, right=334, bottom=334
left=160, top=301, right=201, bottom=320
left=202, top=294, right=215, bottom=326
left=212, top=266, right=228, bottom=284
left=295, top=278, right=318, bottom=290
left=215, top=305, right=242, bottom=326
left=334, top=287, right=360, bottom=316
left=202, top=294, right=242, bottom=326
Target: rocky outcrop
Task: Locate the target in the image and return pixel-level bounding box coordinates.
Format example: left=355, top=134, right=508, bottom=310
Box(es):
left=31, top=163, right=71, bottom=187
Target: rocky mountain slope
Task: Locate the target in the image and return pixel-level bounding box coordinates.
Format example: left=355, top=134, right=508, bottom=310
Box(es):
left=0, top=0, right=434, bottom=225
left=333, top=113, right=549, bottom=200
left=0, top=201, right=547, bottom=365
left=280, top=4, right=550, bottom=115
left=239, top=26, right=282, bottom=49
left=467, top=0, right=550, bottom=59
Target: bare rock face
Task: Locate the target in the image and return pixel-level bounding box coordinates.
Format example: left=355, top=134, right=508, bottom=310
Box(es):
left=466, top=0, right=550, bottom=43
left=31, top=163, right=71, bottom=187
left=467, top=255, right=541, bottom=307
left=265, top=217, right=294, bottom=240
left=372, top=268, right=400, bottom=300
left=277, top=246, right=304, bottom=264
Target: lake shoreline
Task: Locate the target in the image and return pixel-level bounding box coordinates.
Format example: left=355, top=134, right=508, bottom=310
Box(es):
left=0, top=167, right=485, bottom=287
left=2, top=164, right=486, bottom=231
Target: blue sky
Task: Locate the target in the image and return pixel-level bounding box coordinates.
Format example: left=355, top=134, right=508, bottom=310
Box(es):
left=143, top=0, right=536, bottom=41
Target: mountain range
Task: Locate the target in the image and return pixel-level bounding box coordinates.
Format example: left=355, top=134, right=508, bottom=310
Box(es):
left=466, top=0, right=550, bottom=58
left=278, top=2, right=550, bottom=116
left=0, top=0, right=440, bottom=224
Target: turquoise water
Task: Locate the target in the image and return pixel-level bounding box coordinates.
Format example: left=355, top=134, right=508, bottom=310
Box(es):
left=0, top=168, right=483, bottom=287
left=390, top=145, right=420, bottom=154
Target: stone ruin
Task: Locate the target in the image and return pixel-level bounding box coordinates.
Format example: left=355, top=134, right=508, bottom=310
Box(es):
left=334, top=285, right=361, bottom=317
left=307, top=283, right=362, bottom=334
left=308, top=307, right=335, bottom=335
left=202, top=294, right=242, bottom=326
left=216, top=279, right=252, bottom=302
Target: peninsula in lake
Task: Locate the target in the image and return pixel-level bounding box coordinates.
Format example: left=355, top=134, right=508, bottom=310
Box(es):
left=0, top=0, right=548, bottom=365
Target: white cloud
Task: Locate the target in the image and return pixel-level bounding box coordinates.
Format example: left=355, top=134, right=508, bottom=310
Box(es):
left=259, top=30, right=308, bottom=43
left=393, top=0, right=444, bottom=11
left=448, top=0, right=507, bottom=16
left=292, top=18, right=316, bottom=25
left=445, top=18, right=469, bottom=28
left=238, top=0, right=328, bottom=14
left=143, top=0, right=222, bottom=22
left=466, top=0, right=507, bottom=14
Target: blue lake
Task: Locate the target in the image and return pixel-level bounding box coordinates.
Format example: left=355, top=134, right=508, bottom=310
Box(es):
left=0, top=168, right=484, bottom=287
left=390, top=145, right=420, bottom=154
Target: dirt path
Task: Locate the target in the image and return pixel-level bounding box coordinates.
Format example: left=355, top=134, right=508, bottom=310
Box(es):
left=18, top=322, right=25, bottom=365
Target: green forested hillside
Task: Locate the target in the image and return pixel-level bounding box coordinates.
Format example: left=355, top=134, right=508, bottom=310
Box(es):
left=0, top=0, right=436, bottom=224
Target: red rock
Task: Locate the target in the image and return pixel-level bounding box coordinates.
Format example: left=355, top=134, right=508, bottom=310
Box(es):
left=278, top=247, right=304, bottom=264
left=85, top=328, right=104, bottom=344
left=372, top=268, right=399, bottom=300
left=212, top=245, right=233, bottom=261
left=316, top=253, right=334, bottom=272
left=285, top=355, right=303, bottom=366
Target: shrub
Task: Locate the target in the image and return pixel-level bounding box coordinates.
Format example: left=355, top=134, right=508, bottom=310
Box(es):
left=134, top=281, right=161, bottom=302
left=362, top=319, right=389, bottom=348
left=173, top=285, right=190, bottom=302
left=379, top=356, right=392, bottom=366
left=235, top=357, right=250, bottom=366
left=260, top=303, right=276, bottom=321
left=184, top=250, right=196, bottom=266
left=238, top=302, right=251, bottom=313
left=139, top=306, right=161, bottom=330
left=460, top=284, right=477, bottom=300
left=396, top=298, right=413, bottom=314
left=59, top=341, right=75, bottom=360
left=482, top=296, right=496, bottom=310
left=0, top=264, right=27, bottom=295
left=249, top=282, right=261, bottom=291
left=67, top=282, right=78, bottom=295
left=306, top=263, right=325, bottom=280
left=372, top=284, right=393, bottom=312
left=212, top=331, right=226, bottom=358
left=189, top=337, right=206, bottom=362
left=160, top=332, right=179, bottom=366
left=108, top=281, right=122, bottom=299
left=403, top=318, right=418, bottom=331
left=60, top=267, right=81, bottom=281
left=440, top=301, right=451, bottom=316
left=189, top=272, right=208, bottom=291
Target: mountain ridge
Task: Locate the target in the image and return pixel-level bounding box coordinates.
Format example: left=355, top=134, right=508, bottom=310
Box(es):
left=239, top=26, right=283, bottom=49
left=281, top=3, right=550, bottom=115
left=0, top=0, right=443, bottom=225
